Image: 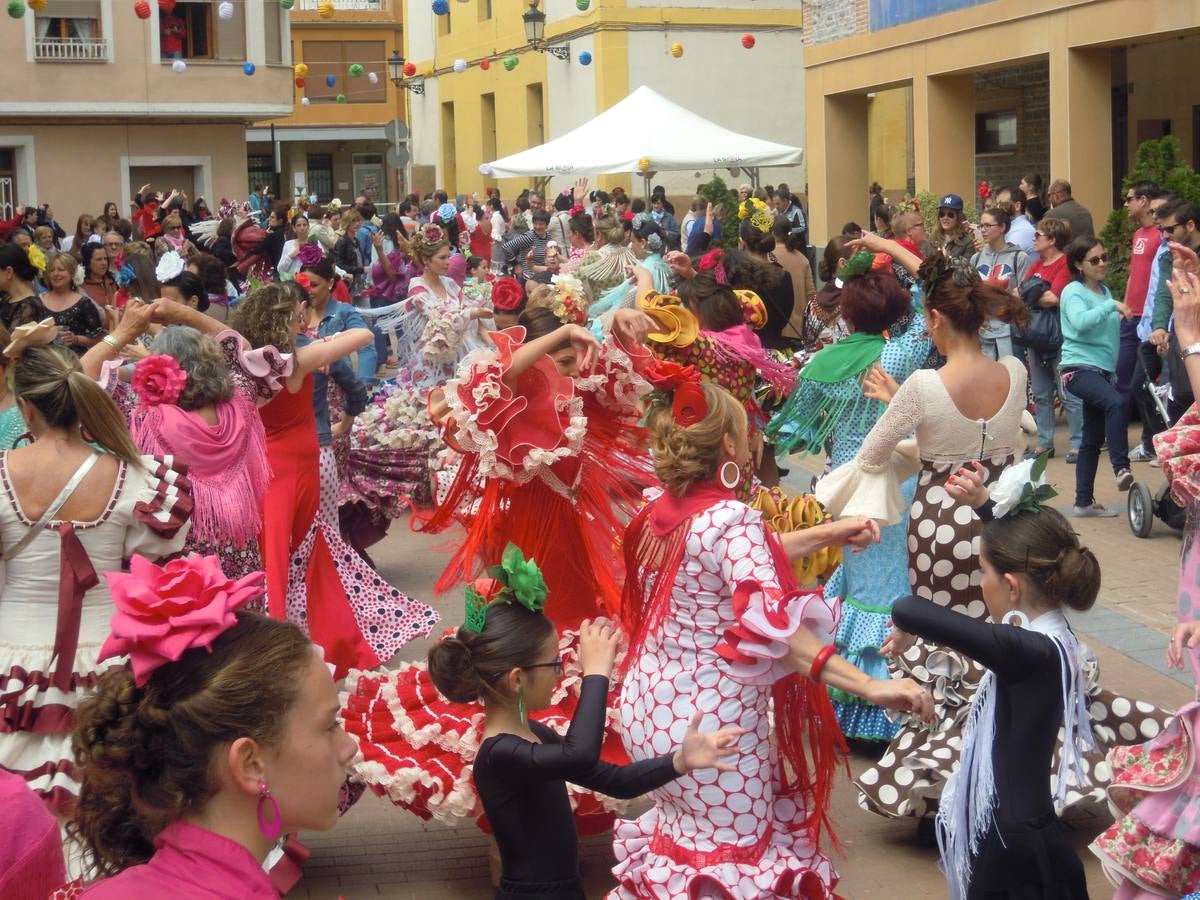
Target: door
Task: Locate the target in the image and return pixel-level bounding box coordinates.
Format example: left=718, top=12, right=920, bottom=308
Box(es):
left=307, top=154, right=334, bottom=202
left=352, top=153, right=385, bottom=204
left=0, top=149, right=14, bottom=219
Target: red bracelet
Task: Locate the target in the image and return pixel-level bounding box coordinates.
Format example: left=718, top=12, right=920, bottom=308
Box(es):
left=809, top=645, right=837, bottom=683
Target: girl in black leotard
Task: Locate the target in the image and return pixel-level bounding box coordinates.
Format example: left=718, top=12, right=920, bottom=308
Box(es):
left=427, top=550, right=744, bottom=900
left=883, top=460, right=1098, bottom=900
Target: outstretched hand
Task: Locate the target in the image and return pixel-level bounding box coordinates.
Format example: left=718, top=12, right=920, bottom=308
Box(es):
left=564, top=324, right=600, bottom=373
left=880, top=625, right=916, bottom=659
left=673, top=710, right=744, bottom=775
left=837, top=516, right=880, bottom=551
left=867, top=676, right=934, bottom=723
left=1168, top=621, right=1200, bottom=670
left=665, top=250, right=696, bottom=280
left=946, top=461, right=990, bottom=508
left=863, top=364, right=899, bottom=404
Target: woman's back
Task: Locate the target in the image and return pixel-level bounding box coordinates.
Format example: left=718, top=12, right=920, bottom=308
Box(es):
left=5, top=443, right=118, bottom=523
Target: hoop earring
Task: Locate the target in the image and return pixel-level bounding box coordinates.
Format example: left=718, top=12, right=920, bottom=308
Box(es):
left=516, top=684, right=526, bottom=723
left=719, top=461, right=741, bottom=490
left=1001, top=609, right=1029, bottom=629
left=257, top=780, right=282, bottom=841
left=14, top=431, right=33, bottom=448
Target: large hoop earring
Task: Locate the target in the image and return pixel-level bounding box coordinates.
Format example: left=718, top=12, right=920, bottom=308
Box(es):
left=1001, top=609, right=1029, bottom=629
left=14, top=431, right=33, bottom=448
left=257, top=780, right=283, bottom=841
left=719, top=461, right=741, bottom=490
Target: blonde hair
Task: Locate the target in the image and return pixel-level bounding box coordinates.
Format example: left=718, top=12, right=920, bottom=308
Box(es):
left=595, top=215, right=625, bottom=245
left=45, top=250, right=79, bottom=283
left=228, top=282, right=298, bottom=353
left=14, top=345, right=142, bottom=467
left=646, top=382, right=746, bottom=497
left=410, top=228, right=449, bottom=263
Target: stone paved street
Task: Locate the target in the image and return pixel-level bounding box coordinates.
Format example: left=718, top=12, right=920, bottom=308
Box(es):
left=297, top=439, right=1194, bottom=899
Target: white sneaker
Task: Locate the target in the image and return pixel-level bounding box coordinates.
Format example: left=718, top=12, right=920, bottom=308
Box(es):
left=1129, top=445, right=1154, bottom=463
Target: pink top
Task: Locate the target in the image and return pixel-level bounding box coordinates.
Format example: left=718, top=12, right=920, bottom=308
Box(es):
left=0, top=770, right=66, bottom=899
left=80, top=822, right=277, bottom=899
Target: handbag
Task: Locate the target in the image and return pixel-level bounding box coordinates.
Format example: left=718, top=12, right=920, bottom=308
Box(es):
left=1012, top=275, right=1063, bottom=354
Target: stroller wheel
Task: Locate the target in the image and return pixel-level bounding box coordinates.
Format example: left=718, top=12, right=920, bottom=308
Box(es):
left=1128, top=482, right=1154, bottom=538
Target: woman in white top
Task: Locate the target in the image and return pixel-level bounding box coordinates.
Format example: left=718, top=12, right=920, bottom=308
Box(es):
left=276, top=214, right=311, bottom=281
left=488, top=196, right=508, bottom=275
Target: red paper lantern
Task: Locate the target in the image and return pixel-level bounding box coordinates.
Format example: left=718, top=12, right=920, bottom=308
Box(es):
left=158, top=0, right=176, bottom=11
left=480, top=58, right=490, bottom=71
left=402, top=61, right=416, bottom=77
left=295, top=76, right=305, bottom=87
left=134, top=0, right=150, bottom=18
left=741, top=34, right=756, bottom=49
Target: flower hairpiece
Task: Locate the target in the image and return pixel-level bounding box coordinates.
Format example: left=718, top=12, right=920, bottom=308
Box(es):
left=115, top=262, right=137, bottom=288
left=26, top=244, right=45, bottom=273
left=631, top=212, right=651, bottom=231
left=837, top=250, right=892, bottom=282
left=294, top=272, right=313, bottom=292
left=132, top=354, right=189, bottom=407
left=3, top=317, right=58, bottom=360
left=620, top=211, right=635, bottom=223
left=491, top=277, right=524, bottom=312
left=549, top=274, right=587, bottom=325
left=423, top=223, right=445, bottom=244
left=297, top=241, right=324, bottom=268
left=462, top=544, right=548, bottom=634
left=978, top=180, right=991, bottom=201
left=645, top=359, right=708, bottom=427
left=989, top=452, right=1057, bottom=519
left=560, top=187, right=572, bottom=197
left=98, top=555, right=266, bottom=686
left=155, top=250, right=185, bottom=284
left=569, top=204, right=584, bottom=218
left=436, top=202, right=457, bottom=224
left=697, top=249, right=728, bottom=285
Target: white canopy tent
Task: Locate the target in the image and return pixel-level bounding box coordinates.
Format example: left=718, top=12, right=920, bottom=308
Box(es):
left=479, top=86, right=802, bottom=193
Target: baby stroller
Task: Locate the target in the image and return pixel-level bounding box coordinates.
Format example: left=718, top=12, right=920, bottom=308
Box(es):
left=1128, top=381, right=1187, bottom=538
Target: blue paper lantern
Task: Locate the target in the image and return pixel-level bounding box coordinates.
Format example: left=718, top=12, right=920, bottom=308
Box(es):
left=579, top=51, right=592, bottom=65
left=325, top=74, right=336, bottom=87
left=242, top=61, right=256, bottom=76
left=432, top=0, right=449, bottom=14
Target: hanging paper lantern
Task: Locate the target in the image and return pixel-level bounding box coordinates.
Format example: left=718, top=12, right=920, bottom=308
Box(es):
left=453, top=58, right=467, bottom=73
left=638, top=157, right=651, bottom=172
left=670, top=42, right=683, bottom=58
left=402, top=61, right=416, bottom=77
left=217, top=1, right=233, bottom=20
left=575, top=0, right=588, bottom=8
left=479, top=58, right=490, bottom=71
left=279, top=0, right=294, bottom=8
left=422, top=65, right=434, bottom=77
left=741, top=34, right=755, bottom=49
left=431, top=0, right=449, bottom=14
left=349, top=63, right=364, bottom=77
left=578, top=51, right=592, bottom=66
left=316, top=0, right=333, bottom=19
left=172, top=59, right=187, bottom=74
left=367, top=71, right=378, bottom=84
left=301, top=96, right=311, bottom=106
left=503, top=54, right=518, bottom=71
left=7, top=0, right=25, bottom=18
left=242, top=61, right=256, bottom=75
left=27, top=0, right=49, bottom=12
left=325, top=73, right=336, bottom=87
left=337, top=93, right=346, bottom=103
left=158, top=0, right=175, bottom=11
left=134, top=0, right=150, bottom=18
left=294, top=62, right=308, bottom=77
left=295, top=76, right=305, bottom=87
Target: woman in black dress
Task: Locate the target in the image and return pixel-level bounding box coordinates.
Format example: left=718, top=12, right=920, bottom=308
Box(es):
left=0, top=242, right=48, bottom=331
left=428, top=549, right=743, bottom=900
left=885, top=460, right=1096, bottom=900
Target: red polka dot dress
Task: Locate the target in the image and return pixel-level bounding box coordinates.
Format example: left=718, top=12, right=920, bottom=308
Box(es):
left=612, top=498, right=839, bottom=899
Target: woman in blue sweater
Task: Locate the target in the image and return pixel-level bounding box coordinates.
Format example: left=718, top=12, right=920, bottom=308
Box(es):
left=1059, top=236, right=1135, bottom=516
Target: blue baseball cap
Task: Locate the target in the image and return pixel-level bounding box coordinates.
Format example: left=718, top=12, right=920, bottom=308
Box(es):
left=938, top=193, right=964, bottom=211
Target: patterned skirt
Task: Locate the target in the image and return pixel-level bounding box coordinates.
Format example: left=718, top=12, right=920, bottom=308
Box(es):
left=857, top=457, right=1172, bottom=819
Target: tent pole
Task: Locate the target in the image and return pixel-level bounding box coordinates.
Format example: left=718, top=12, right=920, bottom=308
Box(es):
left=643, top=173, right=652, bottom=204
left=747, top=167, right=760, bottom=191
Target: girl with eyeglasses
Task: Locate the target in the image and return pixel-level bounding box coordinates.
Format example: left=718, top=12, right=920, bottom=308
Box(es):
left=1060, top=236, right=1136, bottom=516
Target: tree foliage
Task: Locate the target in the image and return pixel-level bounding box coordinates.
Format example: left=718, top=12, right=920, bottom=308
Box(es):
left=695, top=175, right=740, bottom=249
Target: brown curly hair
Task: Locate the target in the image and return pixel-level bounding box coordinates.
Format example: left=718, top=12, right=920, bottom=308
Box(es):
left=68, top=613, right=312, bottom=876
left=646, top=381, right=746, bottom=497
left=228, top=282, right=298, bottom=353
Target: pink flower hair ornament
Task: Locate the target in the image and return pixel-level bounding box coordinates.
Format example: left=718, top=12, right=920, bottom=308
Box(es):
left=131, top=354, right=189, bottom=407
left=98, top=555, right=266, bottom=686
left=297, top=241, right=325, bottom=268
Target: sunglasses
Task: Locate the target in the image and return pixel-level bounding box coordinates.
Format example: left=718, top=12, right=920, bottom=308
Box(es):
left=1034, top=232, right=1048, bottom=239
left=938, top=210, right=959, bottom=217
left=524, top=657, right=563, bottom=675
left=1159, top=222, right=1182, bottom=233
left=1085, top=253, right=1109, bottom=265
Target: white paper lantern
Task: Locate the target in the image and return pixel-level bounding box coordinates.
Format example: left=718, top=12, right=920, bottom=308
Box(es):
left=301, top=96, right=311, bottom=106
left=218, top=1, right=234, bottom=19
left=367, top=71, right=378, bottom=84
left=453, top=58, right=467, bottom=73
left=172, top=59, right=187, bottom=73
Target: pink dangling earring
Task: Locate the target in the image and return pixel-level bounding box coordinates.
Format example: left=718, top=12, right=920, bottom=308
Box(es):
left=256, top=780, right=282, bottom=841
left=719, top=461, right=741, bottom=490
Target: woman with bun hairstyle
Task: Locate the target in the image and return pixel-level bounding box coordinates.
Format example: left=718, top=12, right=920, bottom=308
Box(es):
left=613, top=379, right=932, bottom=898
left=588, top=213, right=672, bottom=320
left=426, top=548, right=742, bottom=900
left=0, top=324, right=192, bottom=814
left=65, top=558, right=356, bottom=897
left=886, top=460, right=1098, bottom=900
left=0, top=242, right=49, bottom=330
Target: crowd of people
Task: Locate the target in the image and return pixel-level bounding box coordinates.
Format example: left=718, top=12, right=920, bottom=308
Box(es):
left=0, top=166, right=1199, bottom=900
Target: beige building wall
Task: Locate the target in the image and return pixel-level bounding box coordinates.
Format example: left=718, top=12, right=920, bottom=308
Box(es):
left=867, top=87, right=910, bottom=198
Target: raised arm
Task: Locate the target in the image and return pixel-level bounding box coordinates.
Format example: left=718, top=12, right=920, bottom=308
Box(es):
left=503, top=323, right=599, bottom=387
left=291, top=328, right=374, bottom=382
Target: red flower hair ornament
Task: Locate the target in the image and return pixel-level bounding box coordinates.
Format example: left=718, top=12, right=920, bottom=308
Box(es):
left=646, top=359, right=709, bottom=427
left=132, top=354, right=188, bottom=407
left=491, top=277, right=524, bottom=312
left=697, top=249, right=728, bottom=285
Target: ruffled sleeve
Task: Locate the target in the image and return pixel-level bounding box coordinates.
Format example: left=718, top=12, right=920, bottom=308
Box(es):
left=573, top=331, right=652, bottom=417
left=443, top=328, right=586, bottom=483
left=706, top=502, right=836, bottom=685
left=1155, top=403, right=1200, bottom=507
left=97, top=359, right=136, bottom=419
left=815, top=375, right=925, bottom=526
left=216, top=330, right=294, bottom=406
left=123, top=455, right=193, bottom=560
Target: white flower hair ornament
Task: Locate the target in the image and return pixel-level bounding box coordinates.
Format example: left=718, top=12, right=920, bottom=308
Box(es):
left=155, top=250, right=185, bottom=284
left=988, top=452, right=1057, bottom=519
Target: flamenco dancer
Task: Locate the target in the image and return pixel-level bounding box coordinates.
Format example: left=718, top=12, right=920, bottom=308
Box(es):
left=228, top=283, right=438, bottom=678
left=766, top=245, right=930, bottom=742
left=817, top=255, right=1170, bottom=823
left=612, top=376, right=932, bottom=898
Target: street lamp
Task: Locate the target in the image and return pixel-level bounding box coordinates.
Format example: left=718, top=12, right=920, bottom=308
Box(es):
left=387, top=50, right=425, bottom=95
left=522, top=0, right=570, bottom=61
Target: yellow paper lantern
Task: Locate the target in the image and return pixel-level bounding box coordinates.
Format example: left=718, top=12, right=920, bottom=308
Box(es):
left=638, top=157, right=651, bottom=173
left=422, top=65, right=434, bottom=78
left=317, top=0, right=334, bottom=19
left=670, top=42, right=683, bottom=59
left=294, top=63, right=308, bottom=77
left=27, top=0, right=48, bottom=11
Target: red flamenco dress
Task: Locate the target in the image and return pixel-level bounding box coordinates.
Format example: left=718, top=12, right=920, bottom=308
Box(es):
left=340, top=325, right=653, bottom=833
left=258, top=377, right=438, bottom=679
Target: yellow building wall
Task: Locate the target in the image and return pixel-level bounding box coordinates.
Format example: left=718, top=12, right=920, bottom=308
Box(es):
left=867, top=87, right=909, bottom=196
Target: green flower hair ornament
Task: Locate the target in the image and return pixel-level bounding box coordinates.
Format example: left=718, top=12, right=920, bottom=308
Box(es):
left=462, top=543, right=548, bottom=634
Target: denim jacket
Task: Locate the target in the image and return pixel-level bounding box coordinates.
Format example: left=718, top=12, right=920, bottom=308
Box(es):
left=295, top=335, right=368, bottom=447
left=312, top=299, right=377, bottom=383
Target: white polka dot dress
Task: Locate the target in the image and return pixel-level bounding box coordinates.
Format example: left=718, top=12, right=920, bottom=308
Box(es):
left=611, top=500, right=839, bottom=899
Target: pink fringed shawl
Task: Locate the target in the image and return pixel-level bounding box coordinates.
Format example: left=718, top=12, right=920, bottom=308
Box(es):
left=700, top=323, right=796, bottom=397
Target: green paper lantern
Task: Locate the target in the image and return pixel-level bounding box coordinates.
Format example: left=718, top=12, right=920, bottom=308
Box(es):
left=575, top=0, right=589, bottom=9
left=336, top=93, right=346, bottom=103
left=503, top=54, right=518, bottom=71
left=7, top=0, right=25, bottom=18
left=279, top=0, right=294, bottom=7
left=348, top=63, right=363, bottom=77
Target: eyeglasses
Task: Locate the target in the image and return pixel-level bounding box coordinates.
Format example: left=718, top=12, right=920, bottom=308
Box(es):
left=524, top=657, right=563, bottom=676
left=979, top=222, right=1001, bottom=230
left=1085, top=253, right=1109, bottom=265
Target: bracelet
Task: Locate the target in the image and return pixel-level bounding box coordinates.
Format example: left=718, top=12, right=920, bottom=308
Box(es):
left=102, top=334, right=123, bottom=352
left=809, top=645, right=837, bottom=683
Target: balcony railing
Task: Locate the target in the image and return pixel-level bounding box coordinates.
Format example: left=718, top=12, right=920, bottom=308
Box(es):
left=297, top=0, right=383, bottom=9
left=34, top=37, right=109, bottom=62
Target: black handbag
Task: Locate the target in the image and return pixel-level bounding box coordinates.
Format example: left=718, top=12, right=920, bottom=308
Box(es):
left=1012, top=275, right=1063, bottom=354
